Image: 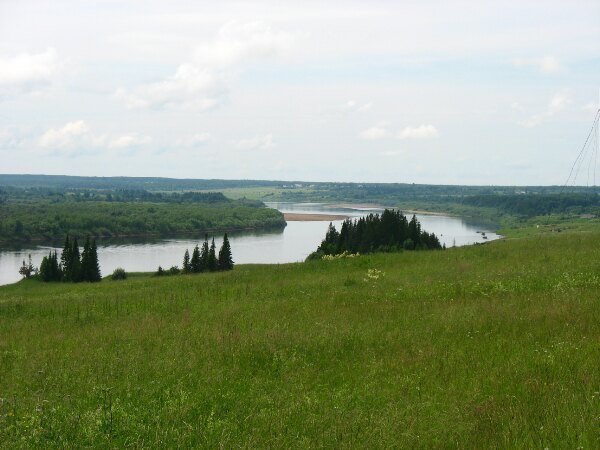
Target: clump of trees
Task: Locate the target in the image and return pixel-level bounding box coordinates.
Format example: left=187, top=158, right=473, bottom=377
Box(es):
left=308, top=209, right=443, bottom=259
left=37, top=235, right=102, bottom=282
left=181, top=234, right=234, bottom=274
left=18, top=254, right=37, bottom=278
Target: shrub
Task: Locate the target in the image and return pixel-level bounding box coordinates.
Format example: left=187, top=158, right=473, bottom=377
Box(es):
left=111, top=267, right=127, bottom=280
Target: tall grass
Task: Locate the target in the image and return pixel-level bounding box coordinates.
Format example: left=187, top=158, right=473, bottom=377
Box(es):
left=0, top=232, right=599, bottom=447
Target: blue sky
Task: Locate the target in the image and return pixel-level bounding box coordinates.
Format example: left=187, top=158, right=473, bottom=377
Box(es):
left=0, top=0, right=599, bottom=184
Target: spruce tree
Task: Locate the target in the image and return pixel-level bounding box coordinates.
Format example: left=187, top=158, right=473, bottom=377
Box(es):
left=39, top=253, right=51, bottom=282
left=89, top=239, right=102, bottom=282
left=208, top=237, right=217, bottom=272
left=200, top=235, right=209, bottom=272
left=40, top=251, right=61, bottom=282
left=60, top=235, right=72, bottom=281
left=217, top=233, right=234, bottom=271
left=190, top=245, right=201, bottom=273
left=80, top=236, right=92, bottom=281
left=182, top=249, right=191, bottom=274
left=71, top=238, right=81, bottom=282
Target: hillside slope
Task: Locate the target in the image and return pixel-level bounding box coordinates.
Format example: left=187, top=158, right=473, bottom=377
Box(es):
left=0, top=232, right=599, bottom=447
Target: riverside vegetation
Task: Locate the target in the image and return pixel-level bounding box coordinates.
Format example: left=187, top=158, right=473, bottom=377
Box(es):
left=308, top=209, right=442, bottom=260
left=0, top=228, right=599, bottom=447
left=0, top=187, right=285, bottom=243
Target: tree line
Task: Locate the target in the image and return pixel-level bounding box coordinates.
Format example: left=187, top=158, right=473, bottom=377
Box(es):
left=31, top=235, right=102, bottom=282
left=155, top=234, right=234, bottom=276
left=461, top=193, right=600, bottom=217
left=309, top=209, right=443, bottom=259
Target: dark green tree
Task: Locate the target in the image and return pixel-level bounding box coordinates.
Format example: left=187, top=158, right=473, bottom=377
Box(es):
left=60, top=235, right=73, bottom=281
left=182, top=249, right=191, bottom=274
left=39, top=251, right=61, bottom=282
left=208, top=237, right=217, bottom=272
left=200, top=235, right=209, bottom=272
left=80, top=237, right=90, bottom=281
left=89, top=239, right=102, bottom=282
left=217, top=233, right=234, bottom=271
left=70, top=238, right=81, bottom=282
left=190, top=245, right=201, bottom=273
left=18, top=254, right=36, bottom=279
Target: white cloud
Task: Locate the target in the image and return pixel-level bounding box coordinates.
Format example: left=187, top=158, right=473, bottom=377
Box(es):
left=176, top=133, right=212, bottom=147
left=116, top=65, right=224, bottom=110
left=0, top=127, right=24, bottom=150
left=398, top=125, right=439, bottom=140
left=359, top=126, right=389, bottom=140
left=513, top=55, right=563, bottom=74
left=109, top=134, right=151, bottom=149
left=194, top=20, right=291, bottom=68
left=345, top=100, right=373, bottom=112
left=521, top=92, right=571, bottom=127
left=235, top=134, right=275, bottom=151
left=117, top=21, right=291, bottom=110
left=37, top=121, right=151, bottom=156
left=0, top=48, right=63, bottom=95
left=38, top=120, right=96, bottom=149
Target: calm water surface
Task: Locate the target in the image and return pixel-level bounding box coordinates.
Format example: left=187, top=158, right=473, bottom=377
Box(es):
left=0, top=203, right=500, bottom=286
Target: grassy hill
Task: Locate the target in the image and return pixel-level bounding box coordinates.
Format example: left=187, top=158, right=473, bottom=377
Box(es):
left=0, top=232, right=599, bottom=447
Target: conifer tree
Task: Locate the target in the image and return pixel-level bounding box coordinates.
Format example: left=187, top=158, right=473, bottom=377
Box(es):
left=182, top=249, right=191, bottom=274
left=39, top=251, right=61, bottom=282
left=71, top=238, right=81, bottom=282
left=200, top=235, right=209, bottom=272
left=190, top=245, right=201, bottom=273
left=89, top=239, right=102, bottom=282
left=217, top=233, right=234, bottom=271
left=60, top=235, right=72, bottom=281
left=208, top=237, right=217, bottom=272
left=80, top=237, right=92, bottom=281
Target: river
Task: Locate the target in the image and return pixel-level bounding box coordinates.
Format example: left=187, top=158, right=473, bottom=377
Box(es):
left=0, top=203, right=500, bottom=286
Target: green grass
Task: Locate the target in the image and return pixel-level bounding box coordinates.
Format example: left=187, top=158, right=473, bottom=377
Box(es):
left=1, top=232, right=599, bottom=447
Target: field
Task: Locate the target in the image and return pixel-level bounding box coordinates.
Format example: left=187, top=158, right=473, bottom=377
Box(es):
left=1, top=230, right=599, bottom=447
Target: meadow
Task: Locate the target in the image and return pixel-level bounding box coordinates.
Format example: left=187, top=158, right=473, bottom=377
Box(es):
left=0, top=230, right=599, bottom=447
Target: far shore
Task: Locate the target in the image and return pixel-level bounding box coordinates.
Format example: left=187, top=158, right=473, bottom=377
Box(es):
left=326, top=203, right=455, bottom=217
left=284, top=213, right=350, bottom=222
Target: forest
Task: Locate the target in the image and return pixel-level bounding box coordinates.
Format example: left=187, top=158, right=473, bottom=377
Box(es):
left=309, top=209, right=443, bottom=259
left=0, top=186, right=285, bottom=243
left=461, top=193, right=600, bottom=217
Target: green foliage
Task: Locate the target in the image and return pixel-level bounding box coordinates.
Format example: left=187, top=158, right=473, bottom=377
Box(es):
left=182, top=250, right=191, bottom=274
left=217, top=234, right=234, bottom=271
left=311, top=209, right=442, bottom=259
left=0, top=231, right=599, bottom=447
left=38, top=251, right=62, bottom=282
left=462, top=193, right=600, bottom=217
left=80, top=237, right=102, bottom=282
left=183, top=235, right=233, bottom=274
left=0, top=190, right=285, bottom=243
left=18, top=254, right=36, bottom=278
left=190, top=245, right=201, bottom=273
left=111, top=268, right=127, bottom=281
left=207, top=238, right=217, bottom=272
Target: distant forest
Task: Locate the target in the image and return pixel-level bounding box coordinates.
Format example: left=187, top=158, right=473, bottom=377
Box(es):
left=462, top=193, right=600, bottom=217
left=0, top=185, right=285, bottom=244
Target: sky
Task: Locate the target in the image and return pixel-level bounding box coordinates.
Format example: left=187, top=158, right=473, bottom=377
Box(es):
left=0, top=0, right=599, bottom=185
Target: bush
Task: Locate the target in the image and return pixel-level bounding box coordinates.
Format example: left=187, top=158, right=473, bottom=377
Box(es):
left=168, top=266, right=181, bottom=275
left=111, top=267, right=127, bottom=280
